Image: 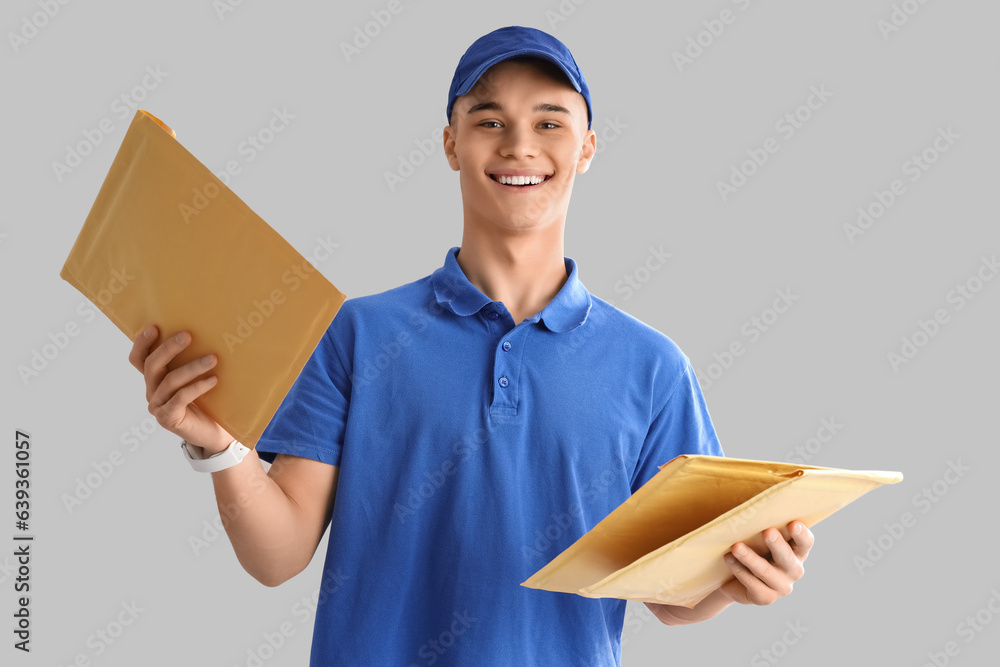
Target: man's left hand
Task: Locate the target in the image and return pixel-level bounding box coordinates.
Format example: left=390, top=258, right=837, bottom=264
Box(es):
left=720, top=520, right=814, bottom=606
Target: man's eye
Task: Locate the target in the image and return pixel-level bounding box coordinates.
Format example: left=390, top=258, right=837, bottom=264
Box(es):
left=480, top=121, right=502, bottom=129
left=540, top=122, right=559, bottom=130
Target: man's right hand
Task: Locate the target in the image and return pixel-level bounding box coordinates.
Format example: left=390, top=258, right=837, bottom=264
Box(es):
left=128, top=324, right=234, bottom=455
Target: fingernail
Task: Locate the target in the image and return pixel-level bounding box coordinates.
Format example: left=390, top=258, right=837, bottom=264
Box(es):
left=725, top=555, right=736, bottom=565
left=766, top=532, right=778, bottom=543
left=202, top=354, right=215, bottom=365
left=175, top=332, right=188, bottom=344
left=734, top=544, right=746, bottom=556
left=793, top=523, right=803, bottom=535
left=143, top=326, right=155, bottom=338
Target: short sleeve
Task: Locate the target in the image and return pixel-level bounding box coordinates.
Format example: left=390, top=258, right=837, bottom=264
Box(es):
left=254, top=313, right=352, bottom=467
left=629, top=357, right=724, bottom=493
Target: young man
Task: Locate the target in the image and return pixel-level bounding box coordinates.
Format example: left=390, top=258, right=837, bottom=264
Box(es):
left=130, top=26, right=813, bottom=666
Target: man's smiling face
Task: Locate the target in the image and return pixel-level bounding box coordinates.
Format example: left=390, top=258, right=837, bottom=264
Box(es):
left=443, top=57, right=596, bottom=234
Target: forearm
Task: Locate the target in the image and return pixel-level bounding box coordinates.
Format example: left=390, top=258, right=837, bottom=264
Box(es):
left=645, top=587, right=734, bottom=626
left=207, top=449, right=316, bottom=586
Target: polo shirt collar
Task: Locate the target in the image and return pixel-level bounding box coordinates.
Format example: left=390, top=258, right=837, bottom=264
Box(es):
left=431, top=246, right=592, bottom=333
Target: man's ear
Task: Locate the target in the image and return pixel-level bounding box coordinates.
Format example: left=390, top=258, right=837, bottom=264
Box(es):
left=576, top=128, right=597, bottom=174
left=443, top=124, right=460, bottom=172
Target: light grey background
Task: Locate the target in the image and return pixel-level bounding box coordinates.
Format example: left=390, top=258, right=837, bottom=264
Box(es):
left=2, top=1, right=998, bottom=665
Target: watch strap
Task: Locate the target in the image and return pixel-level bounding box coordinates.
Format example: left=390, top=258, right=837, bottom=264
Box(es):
left=180, top=438, right=250, bottom=473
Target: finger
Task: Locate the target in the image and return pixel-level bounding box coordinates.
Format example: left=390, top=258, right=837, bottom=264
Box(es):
left=763, top=527, right=805, bottom=583
left=149, top=352, right=219, bottom=411
left=150, top=374, right=219, bottom=431
left=725, top=547, right=779, bottom=605
left=730, top=543, right=785, bottom=592
left=127, top=325, right=159, bottom=373
left=788, top=521, right=815, bottom=561
left=141, top=330, right=192, bottom=402
left=720, top=574, right=769, bottom=607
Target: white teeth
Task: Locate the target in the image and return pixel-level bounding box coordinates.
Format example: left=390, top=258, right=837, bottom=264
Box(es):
left=495, top=174, right=546, bottom=185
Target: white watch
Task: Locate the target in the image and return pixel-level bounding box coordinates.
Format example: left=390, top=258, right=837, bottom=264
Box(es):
left=180, top=438, right=250, bottom=473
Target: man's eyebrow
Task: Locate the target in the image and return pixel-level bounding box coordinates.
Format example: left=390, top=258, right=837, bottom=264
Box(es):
left=466, top=102, right=573, bottom=115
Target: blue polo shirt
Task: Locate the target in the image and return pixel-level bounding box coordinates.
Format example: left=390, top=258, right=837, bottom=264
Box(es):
left=255, top=246, right=723, bottom=666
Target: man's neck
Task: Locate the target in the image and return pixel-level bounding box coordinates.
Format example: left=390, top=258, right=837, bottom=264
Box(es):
left=456, top=226, right=568, bottom=327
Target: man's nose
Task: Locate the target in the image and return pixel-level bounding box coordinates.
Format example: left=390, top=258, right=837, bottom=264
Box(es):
left=499, top=123, right=539, bottom=159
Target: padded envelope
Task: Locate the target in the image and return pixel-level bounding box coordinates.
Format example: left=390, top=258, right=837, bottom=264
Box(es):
left=521, top=455, right=903, bottom=608
left=60, top=109, right=346, bottom=447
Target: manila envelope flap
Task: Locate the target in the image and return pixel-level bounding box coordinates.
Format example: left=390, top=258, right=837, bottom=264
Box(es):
left=521, top=455, right=903, bottom=608
left=59, top=109, right=346, bottom=447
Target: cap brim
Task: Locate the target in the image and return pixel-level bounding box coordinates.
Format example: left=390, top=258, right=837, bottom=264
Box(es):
left=454, top=49, right=583, bottom=98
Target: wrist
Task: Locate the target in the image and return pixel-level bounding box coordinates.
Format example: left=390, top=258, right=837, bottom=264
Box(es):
left=648, top=588, right=735, bottom=626
left=195, top=432, right=237, bottom=457
left=180, top=436, right=250, bottom=473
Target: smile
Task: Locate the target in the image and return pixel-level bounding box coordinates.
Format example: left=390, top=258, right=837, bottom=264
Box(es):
left=488, top=173, right=551, bottom=188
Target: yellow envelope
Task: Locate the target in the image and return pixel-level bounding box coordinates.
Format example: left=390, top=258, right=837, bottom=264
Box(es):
left=521, top=455, right=903, bottom=608
left=60, top=110, right=346, bottom=447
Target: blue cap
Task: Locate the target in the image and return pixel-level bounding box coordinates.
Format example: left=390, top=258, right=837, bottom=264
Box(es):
left=447, top=26, right=592, bottom=129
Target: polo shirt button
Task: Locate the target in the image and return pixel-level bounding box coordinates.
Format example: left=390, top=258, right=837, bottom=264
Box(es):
left=487, top=311, right=499, bottom=321
left=502, top=341, right=512, bottom=352
left=498, top=376, right=509, bottom=388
